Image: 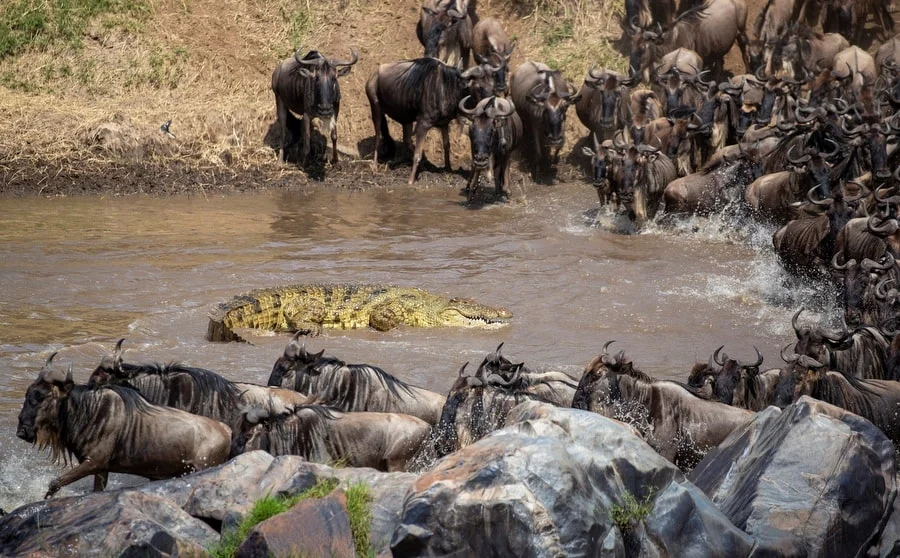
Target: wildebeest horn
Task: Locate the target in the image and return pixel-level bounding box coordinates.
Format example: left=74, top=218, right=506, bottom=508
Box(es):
left=713, top=345, right=727, bottom=366
left=490, top=98, right=516, bottom=118
left=447, top=7, right=465, bottom=19
left=458, top=362, right=469, bottom=377
left=66, top=364, right=73, bottom=384
left=587, top=66, right=605, bottom=82
left=797, top=355, right=826, bottom=369
left=754, top=64, right=767, bottom=82
left=874, top=185, right=900, bottom=205
left=820, top=138, right=840, bottom=159
left=296, top=50, right=323, bottom=67
left=37, top=351, right=59, bottom=382
left=458, top=95, right=476, bottom=117
left=822, top=320, right=850, bottom=343
left=867, top=216, right=899, bottom=236
left=601, top=340, right=616, bottom=354
left=781, top=342, right=799, bottom=363
left=528, top=81, right=549, bottom=102
left=791, top=308, right=804, bottom=334
left=787, top=144, right=811, bottom=165
left=844, top=181, right=869, bottom=203
left=612, top=130, right=628, bottom=149
left=794, top=106, right=818, bottom=124
left=747, top=346, right=764, bottom=368
left=600, top=340, right=617, bottom=365
left=831, top=252, right=857, bottom=271
left=876, top=278, right=896, bottom=300
left=807, top=185, right=832, bottom=206
left=862, top=253, right=895, bottom=272
left=331, top=48, right=359, bottom=67
left=461, top=65, right=485, bottom=79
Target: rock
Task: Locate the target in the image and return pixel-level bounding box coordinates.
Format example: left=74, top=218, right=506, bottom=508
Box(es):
left=235, top=488, right=356, bottom=558
left=869, top=482, right=900, bottom=558
left=0, top=490, right=217, bottom=557
left=391, top=401, right=754, bottom=556
left=139, top=451, right=416, bottom=554
left=689, top=396, right=896, bottom=558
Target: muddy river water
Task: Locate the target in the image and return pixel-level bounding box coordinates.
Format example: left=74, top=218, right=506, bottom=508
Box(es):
left=0, top=179, right=836, bottom=509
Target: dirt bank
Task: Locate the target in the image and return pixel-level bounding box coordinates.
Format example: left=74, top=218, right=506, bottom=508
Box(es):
left=0, top=0, right=790, bottom=197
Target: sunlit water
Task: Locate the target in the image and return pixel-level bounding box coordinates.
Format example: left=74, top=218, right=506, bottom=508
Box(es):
left=0, top=180, right=839, bottom=510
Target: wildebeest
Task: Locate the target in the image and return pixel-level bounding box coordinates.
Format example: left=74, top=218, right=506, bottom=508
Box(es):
left=18, top=353, right=231, bottom=498
left=88, top=339, right=310, bottom=430
left=833, top=252, right=899, bottom=330
left=510, top=61, right=580, bottom=181
left=876, top=35, right=900, bottom=75
left=412, top=344, right=578, bottom=468
left=271, top=47, right=359, bottom=166
left=688, top=346, right=781, bottom=411
left=266, top=333, right=446, bottom=425
left=366, top=57, right=489, bottom=184
left=774, top=353, right=900, bottom=443
left=831, top=46, right=877, bottom=96
left=458, top=95, right=523, bottom=202
left=777, top=25, right=849, bottom=79
left=790, top=308, right=892, bottom=380
left=582, top=134, right=617, bottom=204
left=230, top=404, right=430, bottom=472
left=745, top=0, right=796, bottom=74
left=611, top=141, right=677, bottom=226
left=798, top=0, right=894, bottom=46
left=471, top=17, right=514, bottom=95
left=744, top=170, right=805, bottom=224
left=416, top=0, right=473, bottom=69
left=629, top=0, right=749, bottom=80
left=572, top=341, right=754, bottom=469
left=575, top=68, right=635, bottom=143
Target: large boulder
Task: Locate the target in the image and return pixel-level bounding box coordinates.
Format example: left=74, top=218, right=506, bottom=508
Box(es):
left=235, top=488, right=356, bottom=558
left=0, top=490, right=218, bottom=557
left=139, top=451, right=416, bottom=554
left=689, top=396, right=897, bottom=557
left=390, top=401, right=754, bottom=556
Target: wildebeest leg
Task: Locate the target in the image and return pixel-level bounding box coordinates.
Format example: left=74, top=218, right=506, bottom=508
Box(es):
left=46, top=458, right=106, bottom=498
left=276, top=97, right=290, bottom=163
left=736, top=33, right=750, bottom=74
left=300, top=113, right=312, bottom=165
left=409, top=121, right=432, bottom=184
left=496, top=155, right=510, bottom=200
left=441, top=125, right=451, bottom=171
left=531, top=128, right=542, bottom=180
left=365, top=74, right=387, bottom=165
left=466, top=169, right=480, bottom=203
left=93, top=472, right=109, bottom=492
left=329, top=114, right=339, bottom=166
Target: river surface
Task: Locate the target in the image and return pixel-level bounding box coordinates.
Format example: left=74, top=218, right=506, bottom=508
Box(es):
left=0, top=180, right=837, bottom=510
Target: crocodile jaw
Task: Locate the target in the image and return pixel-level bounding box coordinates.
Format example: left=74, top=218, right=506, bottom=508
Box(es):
left=439, top=307, right=512, bottom=328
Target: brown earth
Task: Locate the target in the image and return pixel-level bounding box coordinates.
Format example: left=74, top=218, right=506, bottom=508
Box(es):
left=0, top=0, right=887, bottom=197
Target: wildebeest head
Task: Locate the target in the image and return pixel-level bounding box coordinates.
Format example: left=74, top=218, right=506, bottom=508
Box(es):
left=267, top=331, right=326, bottom=388
left=629, top=22, right=666, bottom=82
left=584, top=68, right=635, bottom=130
left=474, top=52, right=511, bottom=96
left=87, top=338, right=129, bottom=388
left=774, top=346, right=829, bottom=408
left=230, top=405, right=284, bottom=457
left=790, top=308, right=852, bottom=368
left=459, top=96, right=517, bottom=170
left=708, top=345, right=764, bottom=405
left=582, top=133, right=616, bottom=202
left=835, top=252, right=896, bottom=327
left=572, top=340, right=631, bottom=409
left=421, top=3, right=467, bottom=61
left=292, top=47, right=359, bottom=117
left=526, top=70, right=580, bottom=149
left=17, top=353, right=73, bottom=445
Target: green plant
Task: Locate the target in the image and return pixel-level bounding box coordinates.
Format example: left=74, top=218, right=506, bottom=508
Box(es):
left=345, top=482, right=374, bottom=557
left=0, top=0, right=151, bottom=60
left=282, top=0, right=315, bottom=50
left=610, top=488, right=656, bottom=532
left=209, top=477, right=340, bottom=558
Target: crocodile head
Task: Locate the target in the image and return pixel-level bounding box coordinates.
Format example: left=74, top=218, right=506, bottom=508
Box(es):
left=438, top=297, right=512, bottom=328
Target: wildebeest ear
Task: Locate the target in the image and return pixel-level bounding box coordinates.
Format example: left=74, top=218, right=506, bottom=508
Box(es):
left=112, top=338, right=126, bottom=370
left=314, top=349, right=325, bottom=360
left=51, top=365, right=74, bottom=398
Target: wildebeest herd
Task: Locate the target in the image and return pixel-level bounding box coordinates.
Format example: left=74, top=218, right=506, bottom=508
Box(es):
left=12, top=0, right=900, bottom=498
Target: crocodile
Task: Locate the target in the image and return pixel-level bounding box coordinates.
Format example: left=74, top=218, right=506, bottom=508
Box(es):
left=206, top=284, right=513, bottom=342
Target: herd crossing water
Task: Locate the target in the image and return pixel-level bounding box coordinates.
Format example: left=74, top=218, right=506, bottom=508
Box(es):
left=0, top=179, right=842, bottom=510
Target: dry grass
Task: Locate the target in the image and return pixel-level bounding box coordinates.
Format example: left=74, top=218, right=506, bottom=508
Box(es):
left=0, top=0, right=630, bottom=195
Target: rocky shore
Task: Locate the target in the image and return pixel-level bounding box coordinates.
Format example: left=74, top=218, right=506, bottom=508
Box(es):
left=2, top=397, right=897, bottom=557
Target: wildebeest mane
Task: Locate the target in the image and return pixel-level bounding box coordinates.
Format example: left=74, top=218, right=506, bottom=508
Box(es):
left=114, top=361, right=243, bottom=418
left=397, top=58, right=457, bottom=103
left=674, top=1, right=712, bottom=26
left=247, top=404, right=339, bottom=458
left=310, top=356, right=418, bottom=400
left=49, top=385, right=159, bottom=466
